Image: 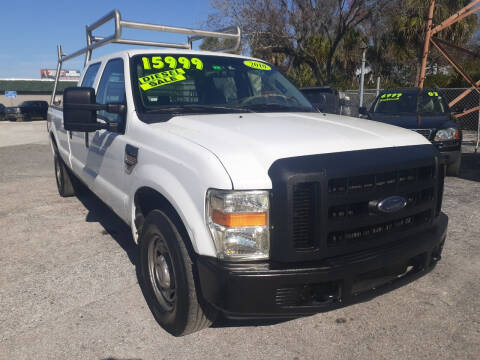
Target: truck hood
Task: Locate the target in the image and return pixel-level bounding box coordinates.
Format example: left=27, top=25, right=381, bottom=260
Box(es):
left=157, top=112, right=430, bottom=189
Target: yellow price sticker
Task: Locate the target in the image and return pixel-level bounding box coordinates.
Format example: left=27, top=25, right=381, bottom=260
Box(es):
left=244, top=60, right=271, bottom=71
left=141, top=56, right=203, bottom=71
left=379, top=93, right=403, bottom=102
left=138, top=69, right=186, bottom=91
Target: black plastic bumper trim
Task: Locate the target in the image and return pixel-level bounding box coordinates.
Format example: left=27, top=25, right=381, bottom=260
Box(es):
left=196, top=213, right=448, bottom=319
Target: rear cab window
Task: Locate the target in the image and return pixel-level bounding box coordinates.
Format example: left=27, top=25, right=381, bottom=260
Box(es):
left=53, top=62, right=101, bottom=109
left=81, top=63, right=101, bottom=87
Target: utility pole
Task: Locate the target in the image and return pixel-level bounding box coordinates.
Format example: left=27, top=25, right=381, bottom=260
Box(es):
left=359, top=42, right=368, bottom=107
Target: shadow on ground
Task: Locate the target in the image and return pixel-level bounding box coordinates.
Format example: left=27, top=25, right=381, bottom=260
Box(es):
left=76, top=187, right=138, bottom=266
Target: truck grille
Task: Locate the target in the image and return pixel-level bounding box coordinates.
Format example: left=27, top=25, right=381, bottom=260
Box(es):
left=328, top=187, right=434, bottom=220
left=412, top=129, right=434, bottom=139
left=294, top=165, right=435, bottom=252
left=328, top=210, right=432, bottom=247
left=292, top=182, right=316, bottom=249
left=269, top=145, right=443, bottom=262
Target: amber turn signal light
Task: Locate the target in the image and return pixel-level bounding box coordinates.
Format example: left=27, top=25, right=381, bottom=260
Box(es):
left=212, top=210, right=267, bottom=227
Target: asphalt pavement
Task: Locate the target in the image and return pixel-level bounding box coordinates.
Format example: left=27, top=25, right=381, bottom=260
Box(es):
left=0, top=122, right=479, bottom=359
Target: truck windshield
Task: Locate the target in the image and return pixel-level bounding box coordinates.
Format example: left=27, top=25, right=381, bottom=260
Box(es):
left=371, top=91, right=448, bottom=115
left=131, top=54, right=314, bottom=116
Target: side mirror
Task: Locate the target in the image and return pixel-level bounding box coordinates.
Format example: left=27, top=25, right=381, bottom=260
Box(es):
left=63, top=87, right=126, bottom=132
left=359, top=106, right=368, bottom=116
left=64, top=87, right=103, bottom=132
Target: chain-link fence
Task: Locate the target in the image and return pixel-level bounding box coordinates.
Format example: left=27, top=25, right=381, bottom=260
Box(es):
left=343, top=88, right=480, bottom=131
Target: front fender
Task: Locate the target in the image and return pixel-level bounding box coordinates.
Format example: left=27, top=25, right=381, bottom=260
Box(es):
left=128, top=161, right=231, bottom=257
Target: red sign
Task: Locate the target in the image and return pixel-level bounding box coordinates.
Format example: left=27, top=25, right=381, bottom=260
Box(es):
left=40, top=69, right=80, bottom=81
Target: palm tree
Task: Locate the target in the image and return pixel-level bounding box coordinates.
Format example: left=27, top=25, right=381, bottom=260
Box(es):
left=384, top=0, right=477, bottom=86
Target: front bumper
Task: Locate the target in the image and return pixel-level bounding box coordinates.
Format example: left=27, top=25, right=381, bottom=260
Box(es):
left=439, top=149, right=461, bottom=165
left=197, top=213, right=448, bottom=319
left=6, top=114, right=25, bottom=121
left=433, top=138, right=461, bottom=165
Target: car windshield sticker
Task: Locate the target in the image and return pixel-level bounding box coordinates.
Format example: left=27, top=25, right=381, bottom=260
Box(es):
left=138, top=69, right=186, bottom=91
left=428, top=91, right=439, bottom=97
left=243, top=60, right=271, bottom=70
left=141, top=56, right=204, bottom=71
left=379, top=93, right=403, bottom=102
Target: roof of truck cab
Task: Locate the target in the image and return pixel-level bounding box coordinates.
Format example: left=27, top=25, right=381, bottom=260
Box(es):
left=84, top=48, right=263, bottom=67
left=127, top=48, right=260, bottom=60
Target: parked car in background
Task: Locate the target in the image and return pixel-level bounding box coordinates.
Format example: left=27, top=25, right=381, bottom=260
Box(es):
left=300, top=87, right=356, bottom=116
left=0, top=103, right=5, bottom=121
left=300, top=87, right=340, bottom=114
left=5, top=100, right=49, bottom=121
left=360, top=88, right=462, bottom=176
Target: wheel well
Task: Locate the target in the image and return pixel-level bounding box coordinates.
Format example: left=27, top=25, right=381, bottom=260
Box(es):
left=134, top=187, right=192, bottom=250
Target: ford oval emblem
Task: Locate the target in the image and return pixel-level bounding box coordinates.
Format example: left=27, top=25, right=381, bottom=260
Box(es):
left=377, top=196, right=407, bottom=213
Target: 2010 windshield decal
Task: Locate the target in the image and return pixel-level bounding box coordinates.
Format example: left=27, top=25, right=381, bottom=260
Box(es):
left=244, top=60, right=271, bottom=70
left=141, top=56, right=204, bottom=71
left=379, top=93, right=402, bottom=102
left=138, top=69, right=186, bottom=91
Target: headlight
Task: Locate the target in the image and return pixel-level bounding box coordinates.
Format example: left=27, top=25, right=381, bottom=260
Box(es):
left=206, top=190, right=269, bottom=260
left=434, top=127, right=459, bottom=141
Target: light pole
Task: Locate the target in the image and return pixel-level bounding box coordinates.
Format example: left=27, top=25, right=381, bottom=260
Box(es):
left=359, top=41, right=368, bottom=108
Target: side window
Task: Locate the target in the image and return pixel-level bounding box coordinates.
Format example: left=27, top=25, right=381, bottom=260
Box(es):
left=81, top=63, right=101, bottom=88
left=96, top=58, right=126, bottom=125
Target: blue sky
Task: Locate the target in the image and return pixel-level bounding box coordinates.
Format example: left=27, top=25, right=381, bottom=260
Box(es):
left=0, top=0, right=216, bottom=78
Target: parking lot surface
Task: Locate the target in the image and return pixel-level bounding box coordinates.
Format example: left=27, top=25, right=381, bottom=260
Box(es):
left=0, top=122, right=479, bottom=360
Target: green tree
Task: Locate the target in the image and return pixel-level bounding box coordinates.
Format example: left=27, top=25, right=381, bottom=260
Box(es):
left=207, top=0, right=389, bottom=85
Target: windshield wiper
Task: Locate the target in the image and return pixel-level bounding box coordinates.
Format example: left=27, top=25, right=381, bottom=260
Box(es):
left=145, top=104, right=255, bottom=114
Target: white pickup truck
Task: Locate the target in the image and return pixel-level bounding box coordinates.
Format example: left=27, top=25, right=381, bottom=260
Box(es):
left=48, top=11, right=448, bottom=336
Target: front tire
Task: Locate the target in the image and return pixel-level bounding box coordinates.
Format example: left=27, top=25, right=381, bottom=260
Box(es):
left=139, top=210, right=216, bottom=336
left=54, top=152, right=75, bottom=197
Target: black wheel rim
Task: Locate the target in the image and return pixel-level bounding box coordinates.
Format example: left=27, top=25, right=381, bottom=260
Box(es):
left=147, top=234, right=176, bottom=312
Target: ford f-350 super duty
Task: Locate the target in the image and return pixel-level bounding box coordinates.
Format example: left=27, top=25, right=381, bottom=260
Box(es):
left=47, top=11, right=448, bottom=336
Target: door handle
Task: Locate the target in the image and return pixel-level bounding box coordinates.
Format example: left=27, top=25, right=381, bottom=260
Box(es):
left=125, top=144, right=138, bottom=173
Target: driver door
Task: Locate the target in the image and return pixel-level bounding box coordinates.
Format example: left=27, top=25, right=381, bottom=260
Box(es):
left=85, top=58, right=129, bottom=218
